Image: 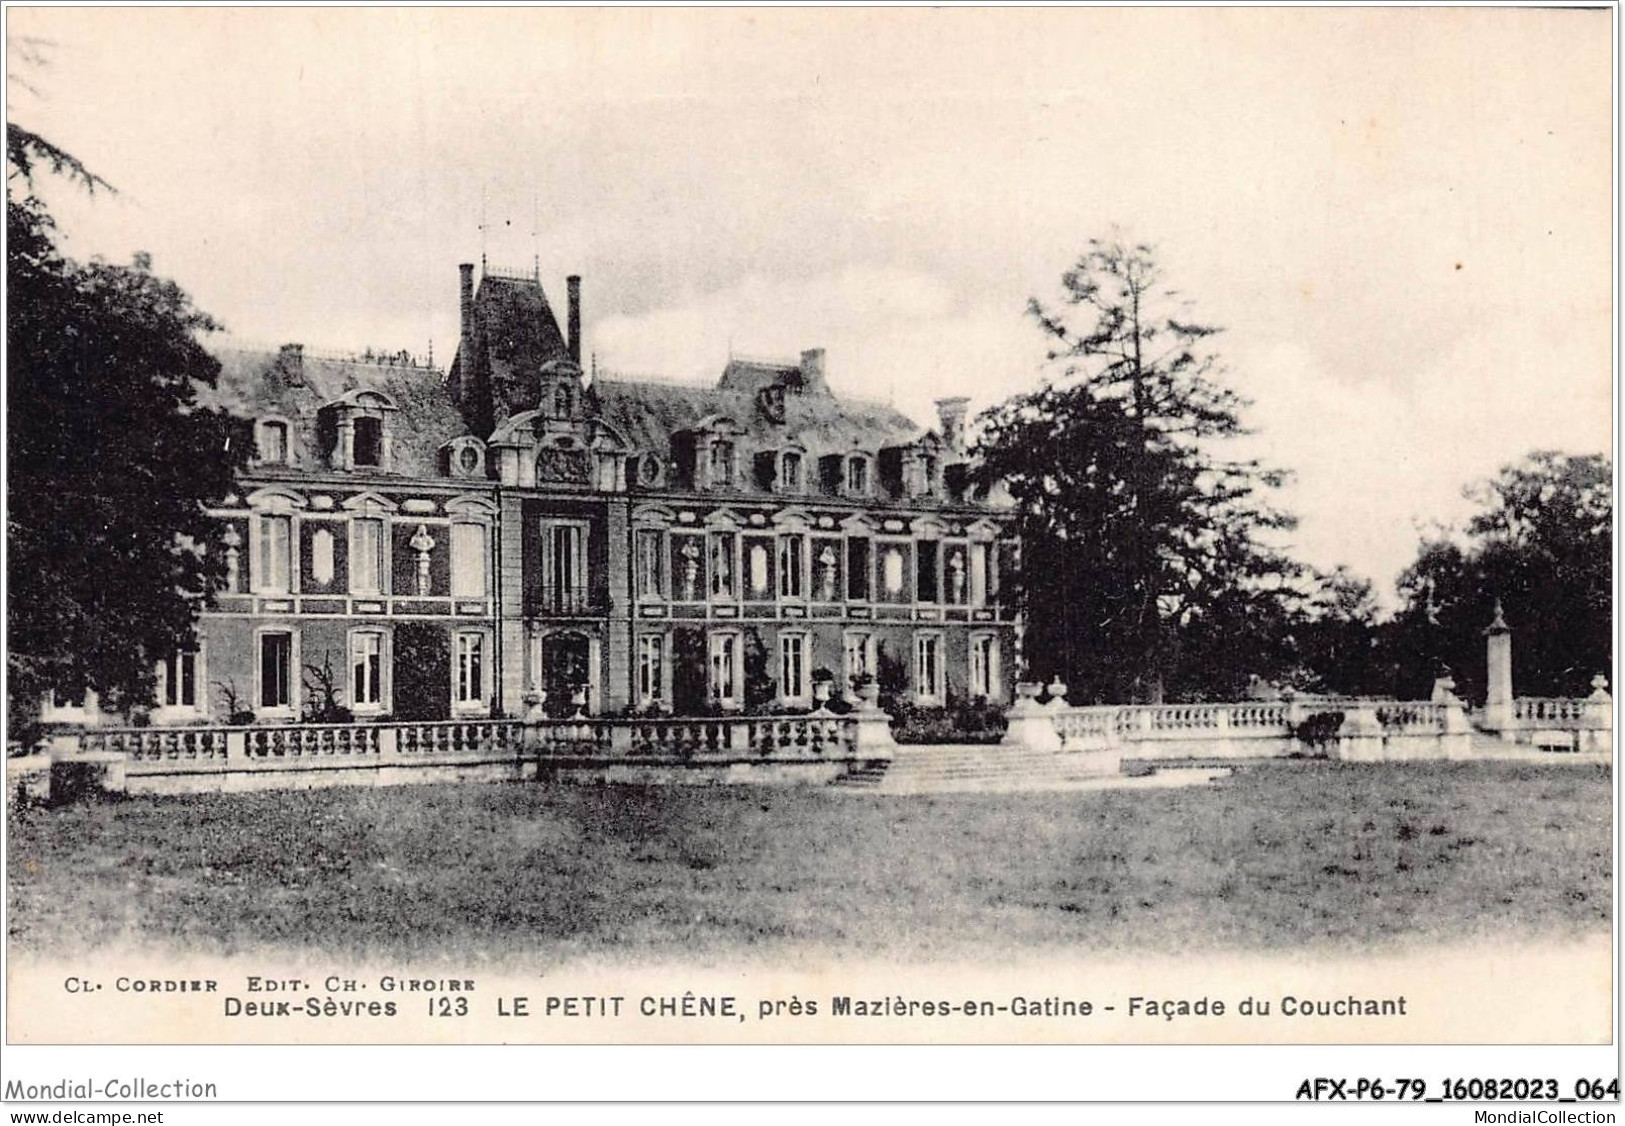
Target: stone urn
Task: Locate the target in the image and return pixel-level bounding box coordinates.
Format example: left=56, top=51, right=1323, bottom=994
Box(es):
left=855, top=680, right=882, bottom=711
left=1046, top=677, right=1069, bottom=705
left=1015, top=680, right=1043, bottom=705
left=522, top=689, right=547, bottom=722
left=812, top=678, right=834, bottom=710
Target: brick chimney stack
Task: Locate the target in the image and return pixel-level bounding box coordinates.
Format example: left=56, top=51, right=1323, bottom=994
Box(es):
left=459, top=263, right=475, bottom=357
left=566, top=275, right=581, bottom=365
left=278, top=342, right=305, bottom=386
left=799, top=348, right=827, bottom=395
left=935, top=396, right=970, bottom=452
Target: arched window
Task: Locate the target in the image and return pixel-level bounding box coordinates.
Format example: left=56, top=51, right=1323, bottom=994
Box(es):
left=554, top=384, right=573, bottom=419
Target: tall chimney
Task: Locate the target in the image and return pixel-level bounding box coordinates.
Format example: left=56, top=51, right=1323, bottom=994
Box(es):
left=799, top=347, right=826, bottom=395
left=935, top=396, right=970, bottom=452
left=458, top=263, right=475, bottom=355
left=278, top=343, right=305, bottom=386
left=566, top=275, right=581, bottom=365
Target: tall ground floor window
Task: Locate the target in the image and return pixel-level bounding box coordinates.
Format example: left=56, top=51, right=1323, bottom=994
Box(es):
left=914, top=632, right=943, bottom=703
left=843, top=631, right=875, bottom=691
left=350, top=630, right=385, bottom=713
left=161, top=648, right=201, bottom=711
left=454, top=632, right=485, bottom=710
left=969, top=632, right=1000, bottom=701
left=259, top=630, right=294, bottom=714
left=637, top=634, right=666, bottom=708
left=779, top=632, right=809, bottom=704
left=709, top=631, right=740, bottom=709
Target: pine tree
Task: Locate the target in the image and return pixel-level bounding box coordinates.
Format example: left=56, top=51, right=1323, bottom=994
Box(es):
left=976, top=235, right=1299, bottom=702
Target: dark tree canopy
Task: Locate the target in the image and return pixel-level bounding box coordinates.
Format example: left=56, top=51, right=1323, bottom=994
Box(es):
left=1386, top=451, right=1611, bottom=701
left=976, top=236, right=1300, bottom=702
left=7, top=128, right=250, bottom=725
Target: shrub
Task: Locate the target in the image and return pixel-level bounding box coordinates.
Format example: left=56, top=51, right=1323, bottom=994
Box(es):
left=1292, top=710, right=1345, bottom=756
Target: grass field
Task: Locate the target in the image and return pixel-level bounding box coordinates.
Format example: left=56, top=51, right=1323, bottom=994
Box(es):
left=6, top=761, right=1611, bottom=965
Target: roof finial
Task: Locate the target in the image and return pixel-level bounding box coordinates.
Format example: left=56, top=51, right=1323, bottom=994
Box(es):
left=1486, top=598, right=1510, bottom=634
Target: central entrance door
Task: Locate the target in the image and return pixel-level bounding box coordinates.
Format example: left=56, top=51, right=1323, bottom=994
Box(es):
left=541, top=631, right=593, bottom=717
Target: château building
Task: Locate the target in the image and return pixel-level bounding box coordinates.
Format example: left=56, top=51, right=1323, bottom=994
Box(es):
left=76, top=263, right=1021, bottom=726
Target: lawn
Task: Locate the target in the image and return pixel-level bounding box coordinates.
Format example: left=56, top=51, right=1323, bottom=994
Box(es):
left=5, top=761, right=1611, bottom=965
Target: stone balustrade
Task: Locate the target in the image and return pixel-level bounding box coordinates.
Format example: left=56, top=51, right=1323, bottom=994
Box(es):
left=1512, top=697, right=1602, bottom=727
left=37, top=710, right=875, bottom=797
left=1040, top=694, right=1479, bottom=762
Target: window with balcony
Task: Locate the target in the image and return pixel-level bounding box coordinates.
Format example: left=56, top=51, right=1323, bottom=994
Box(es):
left=540, top=520, right=590, bottom=614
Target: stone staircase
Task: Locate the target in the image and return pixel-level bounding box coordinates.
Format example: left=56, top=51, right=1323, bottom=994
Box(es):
left=831, top=742, right=1203, bottom=794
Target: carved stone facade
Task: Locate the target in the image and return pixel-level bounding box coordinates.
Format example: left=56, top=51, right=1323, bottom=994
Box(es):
left=145, top=262, right=1019, bottom=724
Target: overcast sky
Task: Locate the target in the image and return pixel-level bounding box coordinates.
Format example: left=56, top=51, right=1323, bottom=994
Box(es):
left=9, top=8, right=1612, bottom=601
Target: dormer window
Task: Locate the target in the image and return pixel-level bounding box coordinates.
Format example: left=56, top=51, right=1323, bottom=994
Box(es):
left=846, top=455, right=869, bottom=497
left=321, top=389, right=398, bottom=473
left=257, top=420, right=290, bottom=465
left=779, top=450, right=803, bottom=493
left=554, top=384, right=573, bottom=419
left=709, top=439, right=736, bottom=489
left=920, top=454, right=939, bottom=497
left=354, top=417, right=383, bottom=467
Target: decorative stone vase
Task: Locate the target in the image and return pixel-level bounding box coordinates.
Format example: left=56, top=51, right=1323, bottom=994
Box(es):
left=523, top=689, right=547, bottom=722
left=855, top=681, right=882, bottom=711
left=1015, top=680, right=1043, bottom=704
left=813, top=679, right=833, bottom=707
left=1046, top=677, right=1069, bottom=704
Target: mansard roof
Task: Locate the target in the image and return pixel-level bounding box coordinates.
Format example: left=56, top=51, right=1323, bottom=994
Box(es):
left=200, top=344, right=469, bottom=477
left=589, top=377, right=923, bottom=466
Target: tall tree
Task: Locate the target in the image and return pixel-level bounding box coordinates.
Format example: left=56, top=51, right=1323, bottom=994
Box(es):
left=7, top=124, right=250, bottom=733
left=977, top=235, right=1299, bottom=702
left=1387, top=450, right=1610, bottom=700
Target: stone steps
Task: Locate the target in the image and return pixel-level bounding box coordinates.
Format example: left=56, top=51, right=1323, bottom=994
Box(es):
left=831, top=742, right=1128, bottom=793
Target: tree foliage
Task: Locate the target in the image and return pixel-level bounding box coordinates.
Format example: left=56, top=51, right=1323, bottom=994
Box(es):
left=1386, top=451, right=1611, bottom=701
left=976, top=236, right=1300, bottom=702
left=7, top=127, right=250, bottom=727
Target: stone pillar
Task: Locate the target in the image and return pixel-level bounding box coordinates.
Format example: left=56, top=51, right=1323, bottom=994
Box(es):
left=1332, top=704, right=1385, bottom=762
left=1484, top=600, right=1514, bottom=736
left=850, top=682, right=896, bottom=760
left=1002, top=681, right=1061, bottom=751
left=1440, top=699, right=1472, bottom=759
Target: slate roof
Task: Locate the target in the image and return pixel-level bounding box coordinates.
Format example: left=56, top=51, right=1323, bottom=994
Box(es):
left=591, top=378, right=922, bottom=465
left=200, top=344, right=469, bottom=478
